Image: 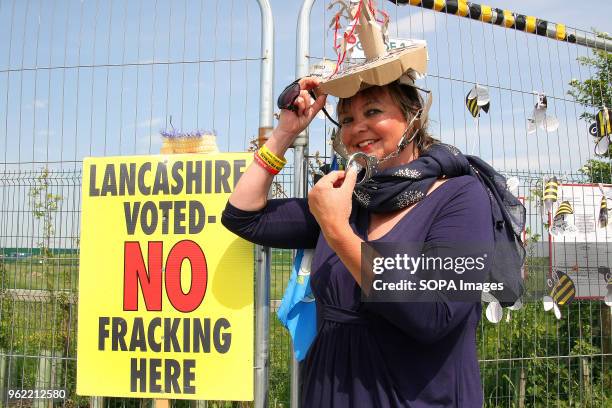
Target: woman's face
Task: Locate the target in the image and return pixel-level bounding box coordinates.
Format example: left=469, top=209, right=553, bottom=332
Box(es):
left=338, top=86, right=414, bottom=169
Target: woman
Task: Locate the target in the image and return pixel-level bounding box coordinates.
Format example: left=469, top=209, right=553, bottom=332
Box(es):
left=222, top=77, right=494, bottom=407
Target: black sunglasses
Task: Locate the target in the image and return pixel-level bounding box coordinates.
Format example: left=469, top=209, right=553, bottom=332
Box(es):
left=277, top=79, right=341, bottom=128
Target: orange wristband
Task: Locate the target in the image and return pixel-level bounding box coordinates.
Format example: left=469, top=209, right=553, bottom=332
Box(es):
left=254, top=151, right=280, bottom=175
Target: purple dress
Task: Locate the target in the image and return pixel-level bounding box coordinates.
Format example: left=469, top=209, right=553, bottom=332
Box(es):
left=222, top=175, right=493, bottom=407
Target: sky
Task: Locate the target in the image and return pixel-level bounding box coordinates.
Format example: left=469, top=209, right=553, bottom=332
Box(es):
left=0, top=0, right=610, bottom=171
left=0, top=0, right=610, bottom=248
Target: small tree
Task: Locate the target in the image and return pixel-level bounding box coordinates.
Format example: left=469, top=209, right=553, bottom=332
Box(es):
left=28, top=168, right=62, bottom=291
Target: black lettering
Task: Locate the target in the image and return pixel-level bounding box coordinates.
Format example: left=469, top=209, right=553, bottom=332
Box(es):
left=141, top=201, right=158, bottom=235
left=164, top=359, right=181, bottom=393
left=183, top=318, right=191, bottom=353
left=89, top=164, right=100, bottom=196
left=214, top=318, right=231, bottom=353
left=193, top=318, right=211, bottom=353
left=112, top=317, right=128, bottom=351
left=164, top=318, right=181, bottom=352
left=119, top=163, right=136, bottom=195
left=138, top=162, right=152, bottom=195
left=189, top=201, right=205, bottom=234
left=149, top=359, right=162, bottom=393
left=183, top=360, right=196, bottom=394
left=98, top=317, right=109, bottom=350
left=130, top=317, right=147, bottom=351
left=205, top=160, right=212, bottom=194
left=101, top=164, right=118, bottom=196
left=186, top=161, right=202, bottom=194
left=233, top=159, right=246, bottom=188
left=124, top=202, right=140, bottom=235
left=159, top=201, right=173, bottom=234
left=174, top=201, right=186, bottom=234
left=215, top=160, right=231, bottom=193
left=171, top=162, right=184, bottom=194
left=152, top=162, right=170, bottom=195
left=130, top=358, right=147, bottom=392
left=148, top=317, right=162, bottom=352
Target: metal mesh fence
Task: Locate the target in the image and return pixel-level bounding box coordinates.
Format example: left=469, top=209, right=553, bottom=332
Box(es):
left=296, top=1, right=611, bottom=407
left=0, top=169, right=81, bottom=405
left=0, top=0, right=611, bottom=407
left=0, top=0, right=269, bottom=406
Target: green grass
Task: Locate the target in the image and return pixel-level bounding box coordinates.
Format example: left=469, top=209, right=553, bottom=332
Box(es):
left=1, top=256, right=79, bottom=292
left=4, top=251, right=607, bottom=407
left=523, top=256, right=551, bottom=299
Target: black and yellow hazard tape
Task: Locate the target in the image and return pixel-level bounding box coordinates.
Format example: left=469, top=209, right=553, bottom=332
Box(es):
left=397, top=1, right=576, bottom=44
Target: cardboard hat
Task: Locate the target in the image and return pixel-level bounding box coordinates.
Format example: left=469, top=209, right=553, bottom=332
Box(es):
left=316, top=0, right=428, bottom=99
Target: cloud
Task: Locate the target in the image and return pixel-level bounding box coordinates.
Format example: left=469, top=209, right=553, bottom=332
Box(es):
left=34, top=99, right=47, bottom=109
left=135, top=117, right=162, bottom=129
left=25, top=99, right=48, bottom=110
left=36, top=129, right=56, bottom=137
left=136, top=132, right=162, bottom=154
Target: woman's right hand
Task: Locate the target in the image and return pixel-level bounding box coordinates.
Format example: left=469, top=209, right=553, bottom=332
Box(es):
left=275, top=77, right=328, bottom=143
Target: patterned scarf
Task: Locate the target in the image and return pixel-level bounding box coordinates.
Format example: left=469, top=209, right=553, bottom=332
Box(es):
left=353, top=143, right=470, bottom=213
left=353, top=142, right=527, bottom=305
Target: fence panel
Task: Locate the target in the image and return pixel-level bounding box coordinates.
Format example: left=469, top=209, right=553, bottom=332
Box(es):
left=0, top=0, right=272, bottom=406
left=294, top=1, right=611, bottom=407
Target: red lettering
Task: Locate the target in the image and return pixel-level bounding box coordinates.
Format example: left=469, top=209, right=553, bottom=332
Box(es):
left=165, top=240, right=208, bottom=312
left=123, top=241, right=163, bottom=311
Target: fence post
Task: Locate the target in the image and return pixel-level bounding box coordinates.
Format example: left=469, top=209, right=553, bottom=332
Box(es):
left=255, top=1, right=274, bottom=407
left=90, top=396, right=104, bottom=408
left=0, top=350, right=5, bottom=408
left=33, top=350, right=52, bottom=408
left=291, top=2, right=317, bottom=407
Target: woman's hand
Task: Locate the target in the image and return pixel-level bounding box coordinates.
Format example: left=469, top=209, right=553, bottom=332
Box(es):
left=308, top=167, right=366, bottom=287
left=308, top=168, right=358, bottom=241
left=275, top=77, right=327, bottom=144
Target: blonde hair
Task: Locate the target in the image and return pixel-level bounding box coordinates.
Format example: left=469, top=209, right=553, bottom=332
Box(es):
left=337, top=81, right=438, bottom=154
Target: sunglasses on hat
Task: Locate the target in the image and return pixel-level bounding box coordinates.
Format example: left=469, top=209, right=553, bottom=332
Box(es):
left=277, top=79, right=340, bottom=128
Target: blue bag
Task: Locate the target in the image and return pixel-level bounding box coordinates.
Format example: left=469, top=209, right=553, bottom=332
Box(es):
left=276, top=249, right=317, bottom=361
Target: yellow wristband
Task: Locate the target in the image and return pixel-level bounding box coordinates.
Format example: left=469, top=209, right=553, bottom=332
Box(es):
left=260, top=145, right=287, bottom=166
left=256, top=150, right=284, bottom=171
left=259, top=151, right=285, bottom=170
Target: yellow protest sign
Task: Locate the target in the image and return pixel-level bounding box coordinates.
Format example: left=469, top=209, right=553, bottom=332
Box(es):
left=77, top=153, right=254, bottom=401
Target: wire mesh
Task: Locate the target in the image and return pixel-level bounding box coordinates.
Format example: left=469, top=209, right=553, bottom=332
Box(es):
left=0, top=0, right=610, bottom=407
left=296, top=1, right=611, bottom=407
left=0, top=0, right=268, bottom=406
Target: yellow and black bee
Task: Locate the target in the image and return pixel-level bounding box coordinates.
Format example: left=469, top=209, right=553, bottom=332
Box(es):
left=543, top=270, right=577, bottom=319
left=589, top=108, right=612, bottom=138
left=543, top=176, right=558, bottom=215
left=554, top=201, right=573, bottom=220
left=465, top=84, right=490, bottom=118
left=550, top=201, right=576, bottom=237
left=550, top=270, right=576, bottom=306
left=591, top=108, right=611, bottom=156
left=600, top=196, right=608, bottom=228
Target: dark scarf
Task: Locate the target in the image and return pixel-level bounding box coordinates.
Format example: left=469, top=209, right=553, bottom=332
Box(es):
left=354, top=143, right=526, bottom=305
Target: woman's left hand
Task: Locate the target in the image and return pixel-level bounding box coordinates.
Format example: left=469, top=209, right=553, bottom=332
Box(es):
left=308, top=168, right=358, bottom=239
